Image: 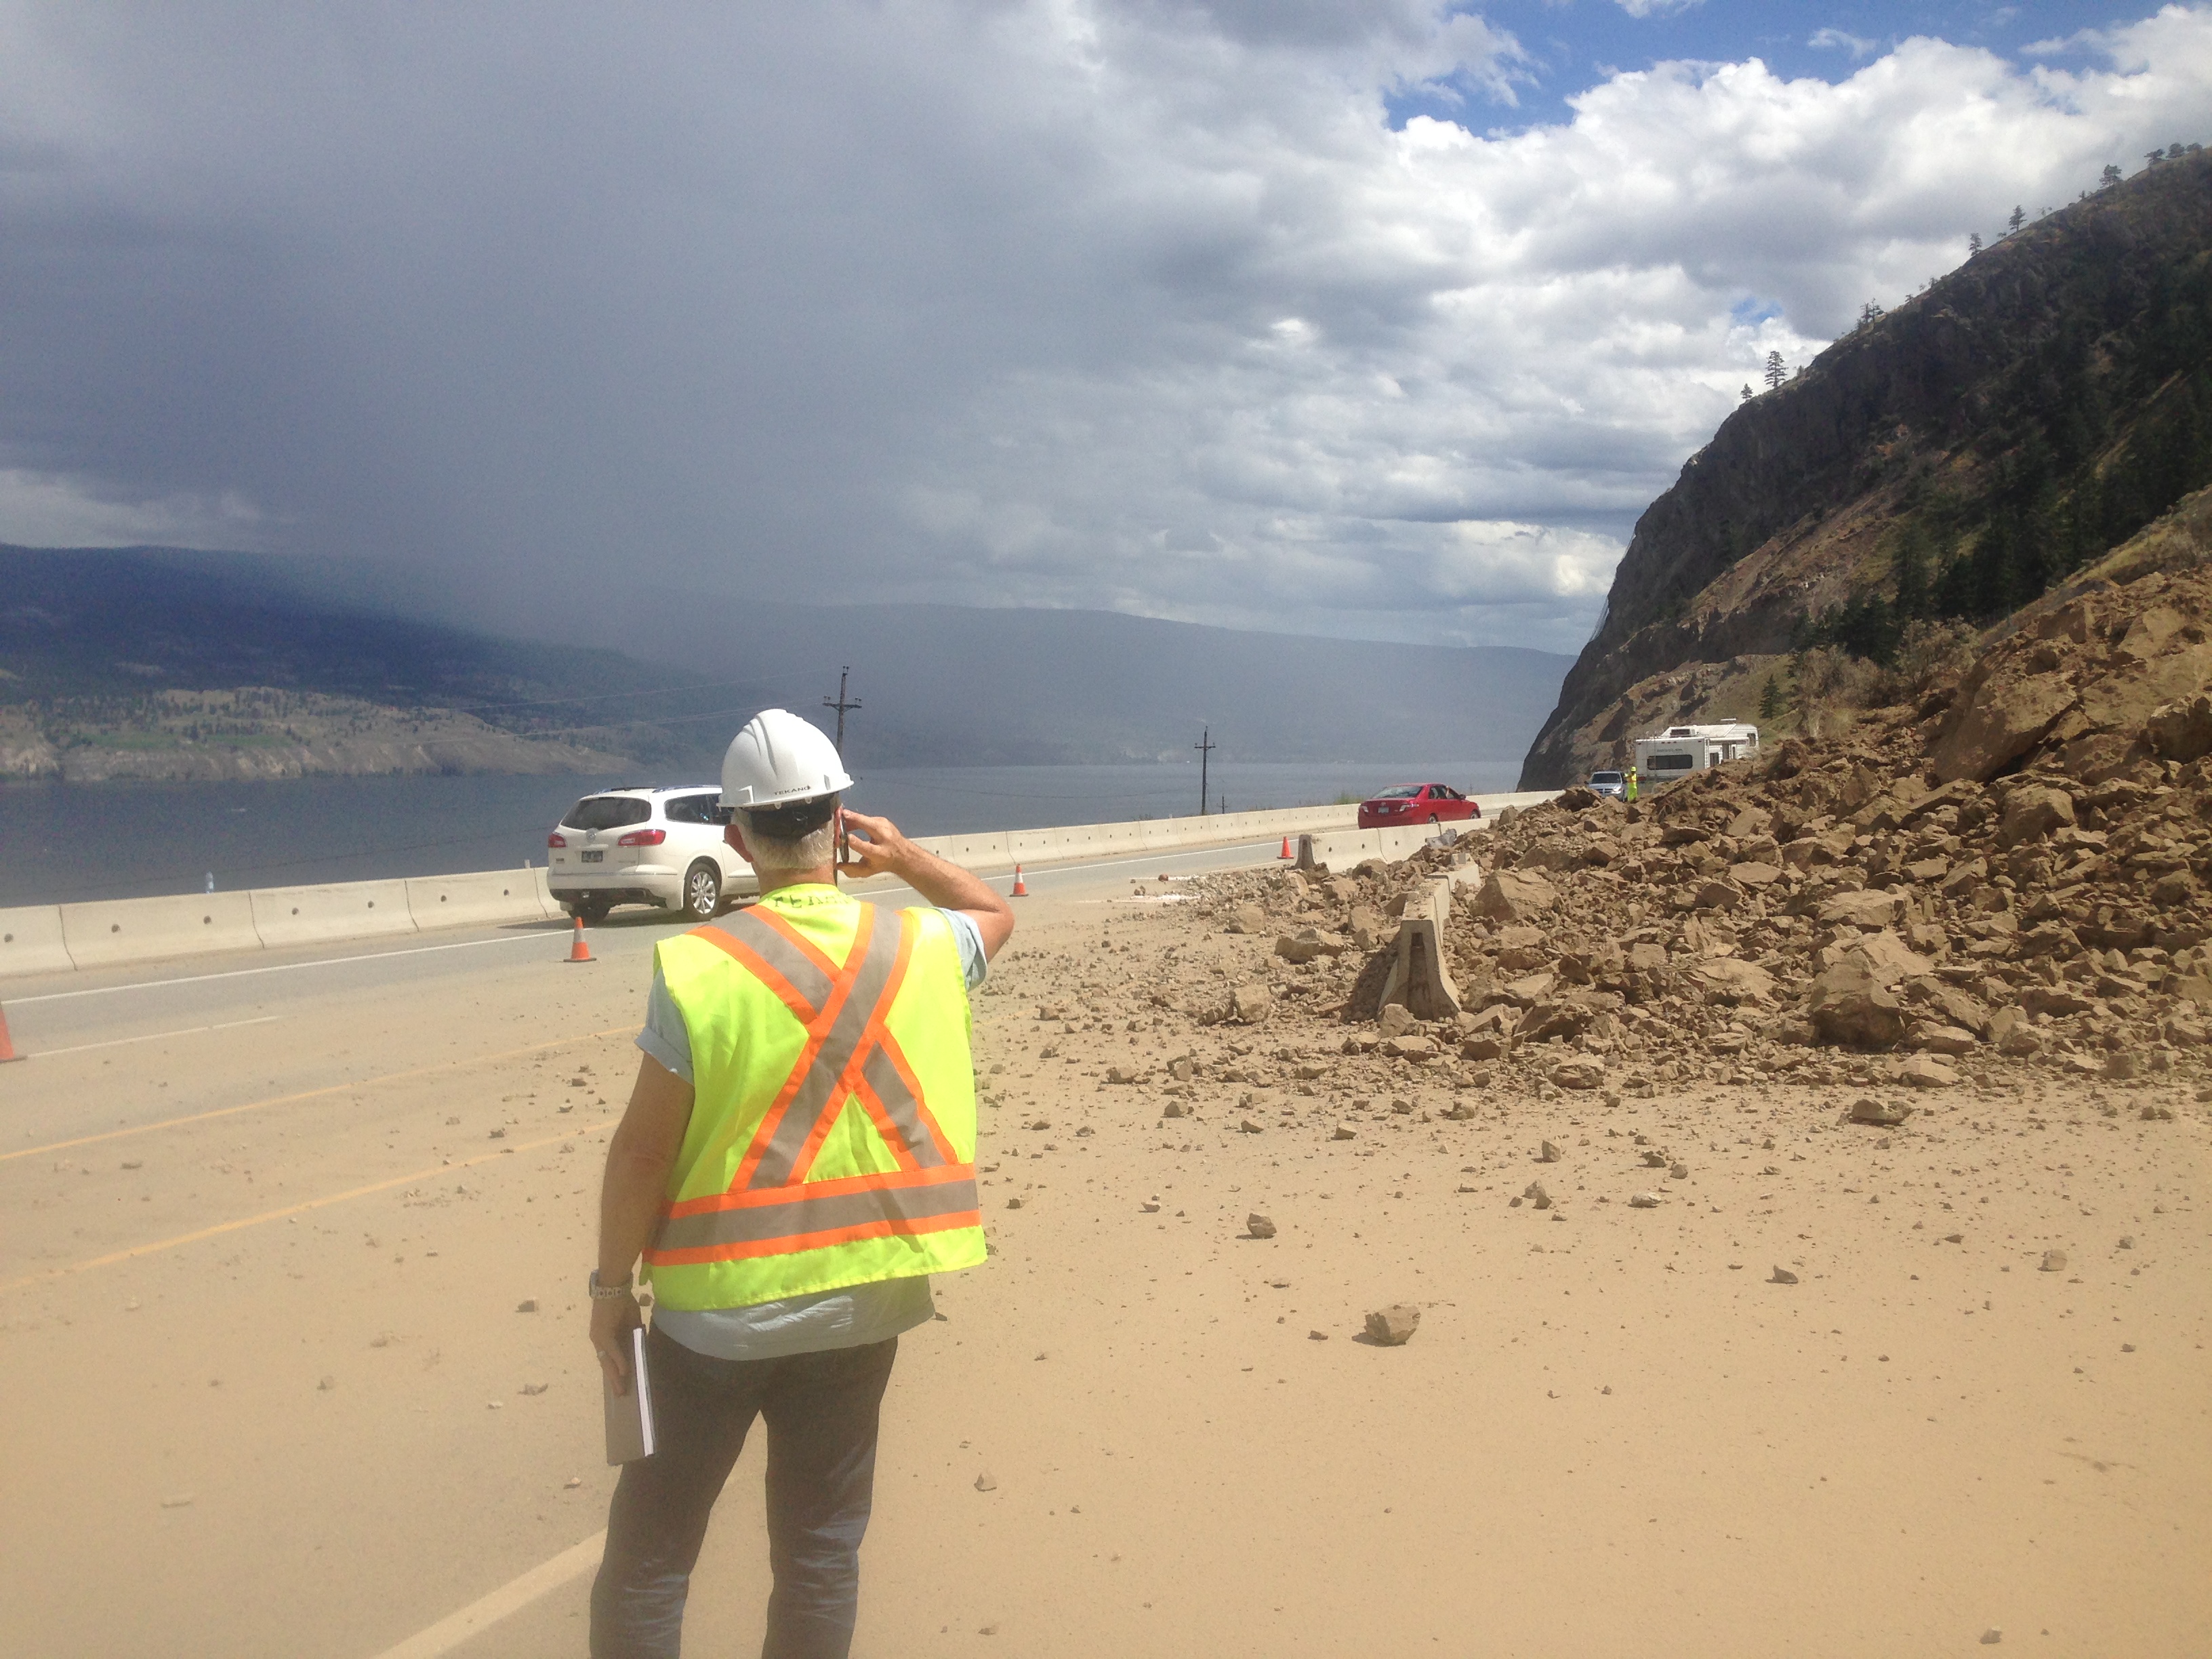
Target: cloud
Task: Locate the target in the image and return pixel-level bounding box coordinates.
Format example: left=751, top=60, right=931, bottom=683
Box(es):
left=1614, top=0, right=1706, bottom=18
left=0, top=469, right=266, bottom=551
left=0, top=3, right=2207, bottom=655
left=1809, top=26, right=1879, bottom=58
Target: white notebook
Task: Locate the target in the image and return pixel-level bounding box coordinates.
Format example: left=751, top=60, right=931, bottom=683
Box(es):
left=602, top=1326, right=657, bottom=1465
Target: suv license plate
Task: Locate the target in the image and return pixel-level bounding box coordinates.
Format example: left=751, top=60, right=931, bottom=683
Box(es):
left=581, top=849, right=605, bottom=863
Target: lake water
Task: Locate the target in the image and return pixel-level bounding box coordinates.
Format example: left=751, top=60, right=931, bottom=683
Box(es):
left=0, top=758, right=1521, bottom=906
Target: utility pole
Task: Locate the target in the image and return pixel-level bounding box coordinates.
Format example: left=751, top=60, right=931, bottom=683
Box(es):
left=1194, top=727, right=1214, bottom=817
left=823, top=667, right=861, bottom=753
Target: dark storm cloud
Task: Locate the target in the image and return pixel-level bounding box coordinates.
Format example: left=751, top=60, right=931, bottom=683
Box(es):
left=0, top=3, right=2204, bottom=649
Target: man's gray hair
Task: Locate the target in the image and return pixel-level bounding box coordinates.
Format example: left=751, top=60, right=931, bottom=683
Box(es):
left=737, top=811, right=837, bottom=874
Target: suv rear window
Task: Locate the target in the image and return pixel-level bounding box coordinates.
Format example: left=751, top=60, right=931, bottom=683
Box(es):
left=565, top=796, right=652, bottom=831
left=1590, top=772, right=1623, bottom=785
left=663, top=793, right=726, bottom=826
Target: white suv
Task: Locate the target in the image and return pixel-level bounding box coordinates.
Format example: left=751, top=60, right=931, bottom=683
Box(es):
left=546, top=786, right=760, bottom=923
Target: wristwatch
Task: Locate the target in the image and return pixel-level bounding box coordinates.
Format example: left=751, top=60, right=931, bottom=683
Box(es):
left=588, top=1268, right=634, bottom=1300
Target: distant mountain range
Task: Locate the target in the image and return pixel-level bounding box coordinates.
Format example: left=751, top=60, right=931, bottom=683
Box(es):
left=0, top=546, right=1572, bottom=779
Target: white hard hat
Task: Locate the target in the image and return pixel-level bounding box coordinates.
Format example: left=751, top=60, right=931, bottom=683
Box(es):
left=721, top=708, right=855, bottom=810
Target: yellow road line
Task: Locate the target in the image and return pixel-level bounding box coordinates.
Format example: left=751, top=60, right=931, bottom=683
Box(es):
left=1, top=1027, right=632, bottom=1165
left=0, top=1117, right=621, bottom=1295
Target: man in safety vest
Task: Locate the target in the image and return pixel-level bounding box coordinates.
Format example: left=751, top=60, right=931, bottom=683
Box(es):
left=587, top=708, right=1015, bottom=1659
left=1625, top=765, right=1639, bottom=803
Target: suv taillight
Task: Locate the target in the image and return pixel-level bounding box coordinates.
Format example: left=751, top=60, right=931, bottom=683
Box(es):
left=617, top=827, right=668, bottom=847
left=548, top=832, right=567, bottom=848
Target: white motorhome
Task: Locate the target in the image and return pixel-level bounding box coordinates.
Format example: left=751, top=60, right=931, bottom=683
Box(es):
left=1631, top=722, right=1761, bottom=783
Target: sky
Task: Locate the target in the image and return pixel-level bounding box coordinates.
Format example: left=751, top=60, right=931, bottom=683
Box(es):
left=0, top=3, right=2206, bottom=655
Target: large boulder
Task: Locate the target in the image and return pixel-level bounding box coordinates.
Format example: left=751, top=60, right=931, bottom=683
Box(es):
left=1474, top=869, right=1558, bottom=922
left=1999, top=783, right=2076, bottom=847
left=1930, top=672, right=2078, bottom=783
left=2077, top=642, right=2212, bottom=731
left=1690, top=958, right=1777, bottom=1005
left=1807, top=954, right=1908, bottom=1049
left=1818, top=888, right=1908, bottom=930
left=1852, top=930, right=1934, bottom=985
left=2147, top=694, right=2212, bottom=762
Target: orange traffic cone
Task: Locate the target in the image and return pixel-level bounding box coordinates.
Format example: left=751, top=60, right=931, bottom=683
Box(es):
left=0, top=1002, right=22, bottom=1063
left=1010, top=865, right=1029, bottom=898
left=566, top=915, right=596, bottom=964
left=1279, top=836, right=1292, bottom=860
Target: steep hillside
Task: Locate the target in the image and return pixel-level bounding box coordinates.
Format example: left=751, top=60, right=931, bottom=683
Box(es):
left=1523, top=147, right=2212, bottom=787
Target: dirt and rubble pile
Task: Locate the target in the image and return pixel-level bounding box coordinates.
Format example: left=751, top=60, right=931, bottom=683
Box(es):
left=1182, top=561, right=2212, bottom=1099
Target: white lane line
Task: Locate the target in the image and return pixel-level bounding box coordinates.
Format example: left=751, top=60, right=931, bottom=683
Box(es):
left=33, top=1015, right=281, bottom=1057
left=365, top=1530, right=606, bottom=1659
left=9, top=931, right=559, bottom=1005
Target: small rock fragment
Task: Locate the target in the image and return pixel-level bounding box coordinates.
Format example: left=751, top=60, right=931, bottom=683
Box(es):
left=316, top=1375, right=335, bottom=1391
left=520, top=1382, right=550, bottom=1396
left=1308, top=1330, right=1328, bottom=1340
left=1006, top=1197, right=1024, bottom=1210
left=1522, top=1181, right=1553, bottom=1210
left=1332, top=1125, right=1356, bottom=1141
left=1629, top=1192, right=1661, bottom=1208
left=1769, top=1267, right=1799, bottom=1285
left=1364, top=1305, right=1420, bottom=1346
left=1538, top=1140, right=1562, bottom=1163
left=1980, top=1631, right=2002, bottom=1646
left=1849, top=1097, right=1910, bottom=1126
left=1246, top=1212, right=1277, bottom=1240
left=2039, top=1250, right=2067, bottom=1273
left=1668, top=1161, right=1689, bottom=1181
left=974, top=1473, right=998, bottom=1492
left=159, top=1494, right=194, bottom=1509
left=515, top=1298, right=538, bottom=1313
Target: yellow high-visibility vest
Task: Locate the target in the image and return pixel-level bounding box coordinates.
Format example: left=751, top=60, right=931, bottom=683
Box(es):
left=642, top=885, right=985, bottom=1310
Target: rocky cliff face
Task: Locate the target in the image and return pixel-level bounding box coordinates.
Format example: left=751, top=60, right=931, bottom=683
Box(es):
left=1522, top=150, right=2212, bottom=789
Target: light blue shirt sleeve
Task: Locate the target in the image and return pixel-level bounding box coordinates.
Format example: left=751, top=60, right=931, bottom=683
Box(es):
left=637, top=966, right=694, bottom=1082
left=937, top=906, right=988, bottom=991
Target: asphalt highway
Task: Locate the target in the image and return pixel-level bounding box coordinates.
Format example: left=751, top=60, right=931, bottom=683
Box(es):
left=0, top=832, right=1294, bottom=1658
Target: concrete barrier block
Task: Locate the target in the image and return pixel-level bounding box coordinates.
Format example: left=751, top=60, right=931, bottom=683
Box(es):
left=61, top=892, right=264, bottom=969
left=250, top=881, right=419, bottom=948
left=404, top=871, right=550, bottom=933
left=916, top=832, right=1013, bottom=872
left=525, top=865, right=564, bottom=920
left=0, top=905, right=76, bottom=977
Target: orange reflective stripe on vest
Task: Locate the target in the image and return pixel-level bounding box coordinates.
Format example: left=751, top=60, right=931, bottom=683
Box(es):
left=649, top=903, right=974, bottom=1267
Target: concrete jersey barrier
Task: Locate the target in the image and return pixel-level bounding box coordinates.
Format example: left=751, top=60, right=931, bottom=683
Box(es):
left=250, top=880, right=419, bottom=949
left=0, top=905, right=76, bottom=976
left=60, top=891, right=264, bottom=970
left=404, top=871, right=550, bottom=932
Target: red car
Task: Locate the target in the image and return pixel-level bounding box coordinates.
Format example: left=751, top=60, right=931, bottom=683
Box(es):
left=1357, top=782, right=1481, bottom=830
